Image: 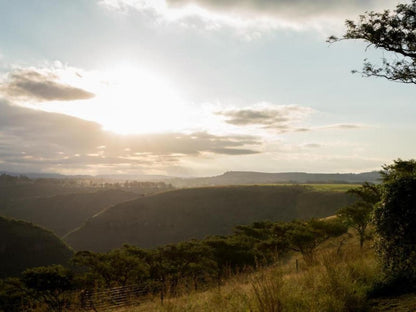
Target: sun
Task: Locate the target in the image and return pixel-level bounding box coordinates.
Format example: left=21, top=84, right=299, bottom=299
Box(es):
left=93, top=65, right=187, bottom=134
left=33, top=63, right=189, bottom=135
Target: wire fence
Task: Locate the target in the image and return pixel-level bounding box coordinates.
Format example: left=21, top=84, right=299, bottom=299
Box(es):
left=78, top=284, right=151, bottom=311
left=5, top=283, right=155, bottom=312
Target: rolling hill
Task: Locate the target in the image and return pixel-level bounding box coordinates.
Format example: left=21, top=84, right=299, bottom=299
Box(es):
left=65, top=185, right=355, bottom=252
left=1, top=189, right=141, bottom=237
left=170, top=171, right=381, bottom=187
left=0, top=216, right=73, bottom=277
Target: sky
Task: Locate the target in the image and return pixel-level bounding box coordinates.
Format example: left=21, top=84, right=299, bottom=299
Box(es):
left=0, top=0, right=415, bottom=177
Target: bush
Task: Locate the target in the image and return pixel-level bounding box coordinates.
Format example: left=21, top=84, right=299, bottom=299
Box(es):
left=374, top=177, right=416, bottom=286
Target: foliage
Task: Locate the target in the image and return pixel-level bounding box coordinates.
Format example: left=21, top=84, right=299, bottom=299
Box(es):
left=380, top=158, right=416, bottom=182
left=72, top=246, right=149, bottom=289
left=65, top=185, right=354, bottom=252
left=0, top=216, right=73, bottom=278
left=330, top=1, right=416, bottom=84
left=0, top=278, right=30, bottom=312
left=21, top=265, right=73, bottom=312
left=374, top=177, right=416, bottom=285
left=338, top=183, right=381, bottom=248
left=278, top=219, right=348, bottom=265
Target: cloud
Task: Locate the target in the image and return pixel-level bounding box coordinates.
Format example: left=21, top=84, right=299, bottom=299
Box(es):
left=314, top=123, right=366, bottom=131
left=302, top=143, right=321, bottom=149
left=215, top=104, right=369, bottom=134
left=99, top=0, right=398, bottom=31
left=166, top=0, right=394, bottom=18
left=216, top=104, right=313, bottom=133
left=0, top=68, right=95, bottom=102
left=0, top=100, right=261, bottom=174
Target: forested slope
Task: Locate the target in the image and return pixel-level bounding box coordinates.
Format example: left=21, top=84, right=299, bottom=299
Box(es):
left=1, top=190, right=140, bottom=236
left=0, top=216, right=73, bottom=277
left=65, top=185, right=354, bottom=252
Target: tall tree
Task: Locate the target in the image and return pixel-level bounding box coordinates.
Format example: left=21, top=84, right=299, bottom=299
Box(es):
left=374, top=159, right=416, bottom=286
left=329, top=1, right=416, bottom=84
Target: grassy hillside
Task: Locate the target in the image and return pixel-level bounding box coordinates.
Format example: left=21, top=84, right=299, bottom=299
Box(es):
left=113, top=232, right=416, bottom=312
left=0, top=216, right=73, bottom=278
left=65, top=185, right=354, bottom=252
left=1, top=189, right=140, bottom=237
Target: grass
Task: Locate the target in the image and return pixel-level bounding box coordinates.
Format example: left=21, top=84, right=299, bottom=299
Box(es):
left=247, top=184, right=361, bottom=192
left=305, top=184, right=361, bottom=192
left=114, top=232, right=387, bottom=312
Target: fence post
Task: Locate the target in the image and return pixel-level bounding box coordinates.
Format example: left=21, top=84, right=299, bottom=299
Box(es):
left=160, top=280, right=164, bottom=305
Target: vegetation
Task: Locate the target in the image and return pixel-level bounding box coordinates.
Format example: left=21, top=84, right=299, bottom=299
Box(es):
left=0, top=174, right=173, bottom=237
left=64, top=185, right=354, bottom=252
left=0, top=217, right=348, bottom=311
left=373, top=159, right=416, bottom=292
left=337, top=183, right=381, bottom=248
left=2, top=159, right=416, bottom=311
left=1, top=190, right=140, bottom=237
left=171, top=171, right=380, bottom=188
left=0, top=216, right=73, bottom=278
left=329, top=0, right=416, bottom=84
left=127, top=241, right=381, bottom=312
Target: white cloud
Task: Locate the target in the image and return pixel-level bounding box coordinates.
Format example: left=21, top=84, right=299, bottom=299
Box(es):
left=99, top=0, right=398, bottom=32
left=216, top=103, right=314, bottom=133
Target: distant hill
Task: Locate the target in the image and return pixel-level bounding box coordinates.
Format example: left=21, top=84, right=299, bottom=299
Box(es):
left=0, top=216, right=73, bottom=277
left=0, top=180, right=95, bottom=210
left=65, top=185, right=355, bottom=252
left=169, top=171, right=381, bottom=187
left=1, top=190, right=140, bottom=237
left=1, top=170, right=381, bottom=186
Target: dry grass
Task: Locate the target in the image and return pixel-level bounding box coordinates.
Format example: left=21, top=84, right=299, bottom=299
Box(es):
left=114, top=232, right=383, bottom=312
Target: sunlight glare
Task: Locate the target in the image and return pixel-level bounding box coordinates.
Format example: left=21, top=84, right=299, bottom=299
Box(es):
left=95, top=65, right=187, bottom=134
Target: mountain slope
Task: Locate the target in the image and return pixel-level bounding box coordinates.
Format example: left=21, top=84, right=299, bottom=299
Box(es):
left=1, top=190, right=140, bottom=236
left=65, top=185, right=355, bottom=252
left=0, top=216, right=73, bottom=277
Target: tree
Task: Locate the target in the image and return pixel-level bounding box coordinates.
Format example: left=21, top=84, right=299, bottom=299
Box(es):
left=380, top=158, right=416, bottom=183
left=72, top=246, right=149, bottom=289
left=329, top=1, right=416, bottom=84
left=21, top=265, right=73, bottom=312
left=374, top=160, right=416, bottom=285
left=338, top=183, right=381, bottom=248
left=277, top=219, right=347, bottom=265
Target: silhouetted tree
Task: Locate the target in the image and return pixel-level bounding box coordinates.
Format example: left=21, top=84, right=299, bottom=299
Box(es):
left=279, top=219, right=347, bottom=265
left=21, top=265, right=73, bottom=312
left=338, top=183, right=381, bottom=248
left=329, top=1, right=416, bottom=84
left=374, top=160, right=416, bottom=285
left=72, top=247, right=149, bottom=289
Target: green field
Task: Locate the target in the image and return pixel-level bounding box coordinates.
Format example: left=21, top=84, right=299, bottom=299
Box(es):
left=305, top=184, right=361, bottom=192
left=245, top=184, right=360, bottom=192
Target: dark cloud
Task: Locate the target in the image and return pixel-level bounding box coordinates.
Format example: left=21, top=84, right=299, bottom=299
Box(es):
left=217, top=105, right=311, bottom=132
left=0, top=101, right=260, bottom=173
left=0, top=69, right=95, bottom=102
